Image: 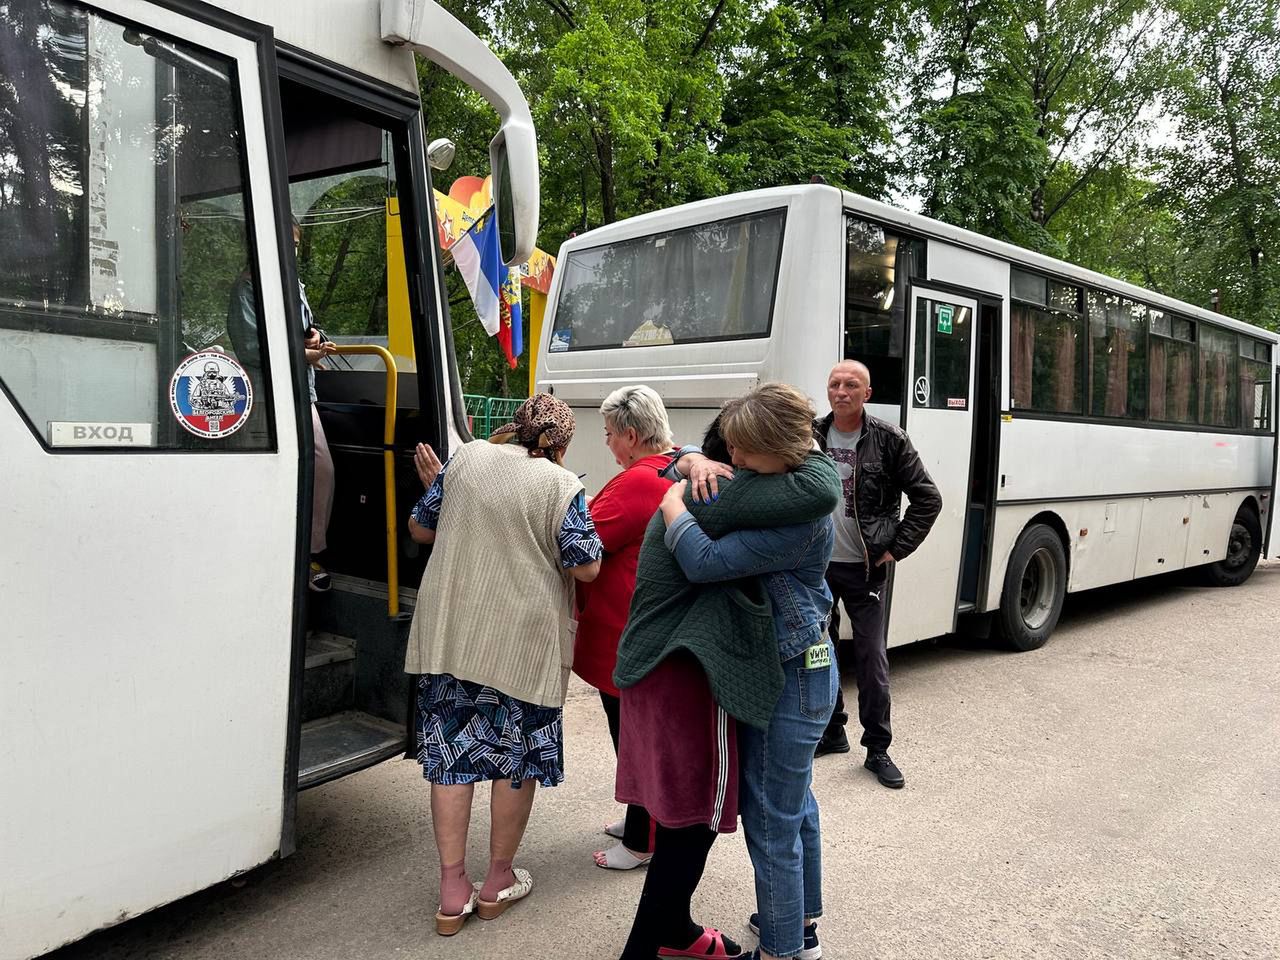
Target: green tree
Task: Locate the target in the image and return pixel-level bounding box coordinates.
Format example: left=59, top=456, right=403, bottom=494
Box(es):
left=718, top=0, right=899, bottom=196
left=908, top=0, right=1169, bottom=253
left=1156, top=0, right=1280, bottom=325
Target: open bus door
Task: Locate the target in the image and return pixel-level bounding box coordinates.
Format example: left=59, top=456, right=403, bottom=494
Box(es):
left=885, top=286, right=981, bottom=645
left=0, top=2, right=305, bottom=955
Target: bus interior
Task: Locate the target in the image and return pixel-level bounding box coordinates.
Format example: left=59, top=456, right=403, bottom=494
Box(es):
left=274, top=69, right=443, bottom=787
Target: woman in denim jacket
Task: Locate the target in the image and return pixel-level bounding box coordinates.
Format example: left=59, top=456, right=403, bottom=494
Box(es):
left=661, top=383, right=836, bottom=960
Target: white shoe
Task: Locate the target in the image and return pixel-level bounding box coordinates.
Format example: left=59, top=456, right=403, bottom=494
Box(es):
left=476, top=867, right=533, bottom=920
left=434, top=889, right=478, bottom=936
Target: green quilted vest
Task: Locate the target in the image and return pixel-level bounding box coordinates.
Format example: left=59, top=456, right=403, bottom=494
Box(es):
left=613, top=453, right=841, bottom=730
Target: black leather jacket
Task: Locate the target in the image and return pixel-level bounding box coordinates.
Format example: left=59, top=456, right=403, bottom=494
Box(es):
left=814, top=411, right=942, bottom=565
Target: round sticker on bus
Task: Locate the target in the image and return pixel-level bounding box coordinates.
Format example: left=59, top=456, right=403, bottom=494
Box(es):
left=913, top=376, right=930, bottom=405
left=169, top=352, right=254, bottom=439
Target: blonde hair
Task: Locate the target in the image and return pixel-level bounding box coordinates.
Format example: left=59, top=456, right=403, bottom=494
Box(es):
left=599, top=384, right=674, bottom=450
left=719, top=382, right=816, bottom=468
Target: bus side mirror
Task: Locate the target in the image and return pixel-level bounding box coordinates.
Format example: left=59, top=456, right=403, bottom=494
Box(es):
left=490, top=124, right=535, bottom=266
left=382, top=0, right=539, bottom=266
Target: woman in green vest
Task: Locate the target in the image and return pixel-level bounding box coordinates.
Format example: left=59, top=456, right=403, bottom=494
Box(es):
left=612, top=384, right=841, bottom=960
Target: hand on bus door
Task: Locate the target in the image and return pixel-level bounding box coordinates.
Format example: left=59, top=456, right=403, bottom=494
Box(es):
left=680, top=453, right=735, bottom=503
left=415, top=443, right=443, bottom=490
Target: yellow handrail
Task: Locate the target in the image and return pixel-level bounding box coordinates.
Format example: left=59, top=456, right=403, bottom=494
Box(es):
left=329, top=344, right=401, bottom=618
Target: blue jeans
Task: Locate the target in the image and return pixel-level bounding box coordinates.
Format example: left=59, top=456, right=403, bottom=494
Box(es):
left=739, top=640, right=837, bottom=957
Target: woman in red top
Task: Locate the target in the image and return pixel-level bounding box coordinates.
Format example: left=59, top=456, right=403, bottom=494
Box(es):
left=574, top=384, right=676, bottom=870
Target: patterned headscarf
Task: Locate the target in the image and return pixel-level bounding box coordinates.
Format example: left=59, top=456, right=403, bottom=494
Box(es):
left=489, top=393, right=576, bottom=453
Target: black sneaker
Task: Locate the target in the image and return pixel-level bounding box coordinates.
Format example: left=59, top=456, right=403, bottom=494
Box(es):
left=864, top=750, right=904, bottom=788
left=747, top=914, right=821, bottom=960
left=814, top=727, right=850, bottom=757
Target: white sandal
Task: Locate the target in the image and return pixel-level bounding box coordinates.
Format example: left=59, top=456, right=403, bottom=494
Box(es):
left=594, top=843, right=653, bottom=870
left=476, top=867, right=534, bottom=920
left=435, top=889, right=478, bottom=936
left=604, top=818, right=625, bottom=839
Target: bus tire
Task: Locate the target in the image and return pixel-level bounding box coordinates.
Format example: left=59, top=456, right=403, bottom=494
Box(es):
left=1201, top=507, right=1261, bottom=587
left=998, top=524, right=1067, bottom=652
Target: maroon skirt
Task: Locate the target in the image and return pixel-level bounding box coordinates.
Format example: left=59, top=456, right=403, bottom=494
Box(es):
left=615, top=652, right=738, bottom=833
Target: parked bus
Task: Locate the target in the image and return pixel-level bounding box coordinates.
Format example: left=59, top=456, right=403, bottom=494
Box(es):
left=0, top=0, right=535, bottom=955
left=535, top=186, right=1276, bottom=652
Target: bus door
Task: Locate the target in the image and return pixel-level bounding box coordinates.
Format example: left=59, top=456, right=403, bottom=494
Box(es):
left=0, top=1, right=304, bottom=956
left=886, top=287, right=979, bottom=645
left=271, top=61, right=447, bottom=789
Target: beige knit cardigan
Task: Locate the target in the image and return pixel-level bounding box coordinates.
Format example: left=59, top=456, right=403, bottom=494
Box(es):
left=404, top=441, right=584, bottom=708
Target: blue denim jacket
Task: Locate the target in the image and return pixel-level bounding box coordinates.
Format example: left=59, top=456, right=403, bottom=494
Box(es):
left=665, top=510, right=835, bottom=663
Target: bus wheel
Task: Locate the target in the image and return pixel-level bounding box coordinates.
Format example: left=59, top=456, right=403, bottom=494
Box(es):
left=998, top=524, right=1067, bottom=652
left=1202, top=507, right=1262, bottom=587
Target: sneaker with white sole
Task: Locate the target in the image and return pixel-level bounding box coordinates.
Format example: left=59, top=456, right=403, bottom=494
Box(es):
left=308, top=560, right=331, bottom=592
left=747, top=913, right=821, bottom=960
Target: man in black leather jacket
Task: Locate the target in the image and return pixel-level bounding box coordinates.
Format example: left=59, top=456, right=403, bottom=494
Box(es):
left=814, top=360, right=941, bottom=788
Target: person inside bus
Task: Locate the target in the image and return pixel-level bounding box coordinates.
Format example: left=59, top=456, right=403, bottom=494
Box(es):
left=661, top=384, right=840, bottom=960
left=573, top=385, right=678, bottom=871
left=673, top=361, right=941, bottom=790
left=402, top=394, right=602, bottom=936
left=612, top=391, right=839, bottom=960
left=227, top=216, right=337, bottom=591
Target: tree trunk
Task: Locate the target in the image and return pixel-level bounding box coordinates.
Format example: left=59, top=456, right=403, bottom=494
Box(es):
left=594, top=125, right=617, bottom=224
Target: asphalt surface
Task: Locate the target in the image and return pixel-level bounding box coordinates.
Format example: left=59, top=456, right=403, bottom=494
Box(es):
left=46, top=563, right=1280, bottom=960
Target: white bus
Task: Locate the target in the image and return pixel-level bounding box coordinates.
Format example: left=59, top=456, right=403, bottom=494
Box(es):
left=535, top=186, right=1276, bottom=651
left=0, top=1, right=536, bottom=956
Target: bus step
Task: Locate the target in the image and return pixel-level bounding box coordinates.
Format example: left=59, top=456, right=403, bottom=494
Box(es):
left=302, top=633, right=357, bottom=722
left=305, top=632, right=356, bottom=668
left=298, top=710, right=404, bottom=790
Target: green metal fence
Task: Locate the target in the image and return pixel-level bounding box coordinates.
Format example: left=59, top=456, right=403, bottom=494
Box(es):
left=463, top=395, right=527, bottom=439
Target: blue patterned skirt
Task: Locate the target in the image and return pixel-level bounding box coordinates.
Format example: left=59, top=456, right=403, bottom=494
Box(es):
left=415, top=674, right=565, bottom=788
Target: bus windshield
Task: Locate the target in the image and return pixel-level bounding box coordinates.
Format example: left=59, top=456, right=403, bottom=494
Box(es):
left=549, top=208, right=786, bottom=352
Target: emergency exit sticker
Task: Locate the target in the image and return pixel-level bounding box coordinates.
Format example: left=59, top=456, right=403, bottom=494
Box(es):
left=937, top=304, right=954, bottom=335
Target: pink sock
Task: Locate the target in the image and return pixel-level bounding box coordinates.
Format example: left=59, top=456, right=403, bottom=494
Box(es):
left=438, top=860, right=472, bottom=916
left=479, top=857, right=515, bottom=902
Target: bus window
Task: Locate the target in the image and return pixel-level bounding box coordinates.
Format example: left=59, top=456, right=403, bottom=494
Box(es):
left=551, top=209, right=785, bottom=350
left=1010, top=269, right=1084, bottom=414
left=1239, top=337, right=1271, bottom=431
left=0, top=0, right=273, bottom=450
left=911, top=299, right=972, bottom=408
left=1149, top=311, right=1197, bottom=423
left=1199, top=325, right=1238, bottom=428
left=1087, top=291, right=1148, bottom=420
left=844, top=217, right=925, bottom=405
left=285, top=87, right=415, bottom=374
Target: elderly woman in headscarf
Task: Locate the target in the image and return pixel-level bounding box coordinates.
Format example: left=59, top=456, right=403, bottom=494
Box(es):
left=404, top=394, right=603, bottom=937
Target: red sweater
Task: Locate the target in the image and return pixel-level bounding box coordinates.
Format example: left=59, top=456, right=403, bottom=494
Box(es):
left=573, top=453, right=673, bottom=697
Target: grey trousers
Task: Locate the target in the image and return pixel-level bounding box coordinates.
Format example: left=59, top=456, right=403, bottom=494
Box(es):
left=311, top=403, right=334, bottom=554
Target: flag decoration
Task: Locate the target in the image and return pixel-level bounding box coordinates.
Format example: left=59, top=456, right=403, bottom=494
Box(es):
left=451, top=209, right=527, bottom=369
left=451, top=211, right=504, bottom=338
left=498, top=264, right=523, bottom=369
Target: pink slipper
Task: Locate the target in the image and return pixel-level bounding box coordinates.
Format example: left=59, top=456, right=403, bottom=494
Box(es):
left=658, top=926, right=744, bottom=958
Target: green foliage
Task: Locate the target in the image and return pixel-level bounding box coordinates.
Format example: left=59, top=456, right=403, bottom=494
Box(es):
left=719, top=0, right=899, bottom=195
left=416, top=0, right=1280, bottom=396
left=1155, top=0, right=1280, bottom=326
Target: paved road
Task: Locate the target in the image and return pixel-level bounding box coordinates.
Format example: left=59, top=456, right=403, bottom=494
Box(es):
left=48, top=564, right=1280, bottom=960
